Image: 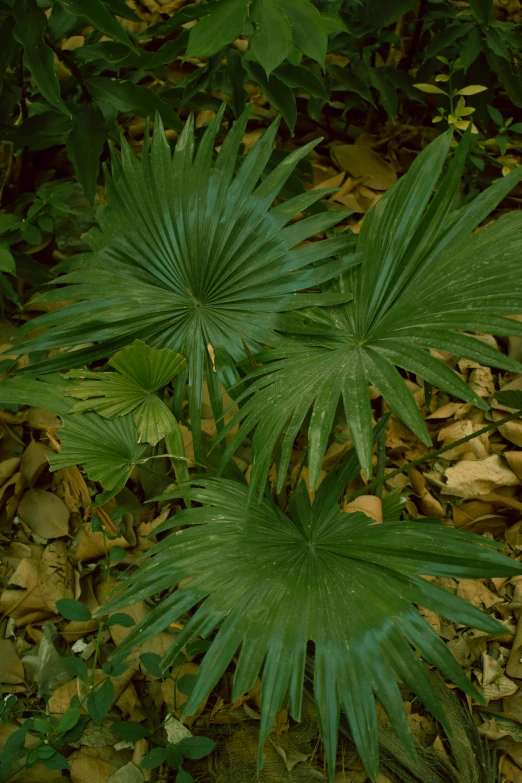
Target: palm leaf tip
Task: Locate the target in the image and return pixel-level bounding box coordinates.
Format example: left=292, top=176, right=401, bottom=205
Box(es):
left=102, top=477, right=521, bottom=782
left=17, top=103, right=357, bottom=461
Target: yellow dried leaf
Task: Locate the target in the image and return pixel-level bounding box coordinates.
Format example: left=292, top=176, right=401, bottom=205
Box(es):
left=329, top=142, right=397, bottom=190
left=444, top=454, right=520, bottom=497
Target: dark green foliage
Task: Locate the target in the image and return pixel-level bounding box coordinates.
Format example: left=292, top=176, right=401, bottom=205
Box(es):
left=101, top=467, right=522, bottom=780
left=17, top=105, right=359, bottom=460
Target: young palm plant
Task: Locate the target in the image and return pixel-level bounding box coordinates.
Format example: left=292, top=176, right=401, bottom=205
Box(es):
left=14, top=103, right=360, bottom=461
left=218, top=129, right=522, bottom=496
left=101, top=456, right=522, bottom=782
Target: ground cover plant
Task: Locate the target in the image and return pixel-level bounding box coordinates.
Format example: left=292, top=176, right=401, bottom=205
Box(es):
left=1, top=1, right=522, bottom=782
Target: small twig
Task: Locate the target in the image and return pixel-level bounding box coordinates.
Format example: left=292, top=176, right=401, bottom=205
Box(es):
left=345, top=408, right=522, bottom=505
left=374, top=420, right=387, bottom=499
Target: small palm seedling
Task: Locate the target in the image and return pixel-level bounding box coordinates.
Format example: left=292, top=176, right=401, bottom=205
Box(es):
left=219, top=127, right=522, bottom=496
left=14, top=103, right=360, bottom=461
left=101, top=455, right=522, bottom=782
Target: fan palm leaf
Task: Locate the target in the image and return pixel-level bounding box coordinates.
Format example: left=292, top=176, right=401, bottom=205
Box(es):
left=65, top=340, right=187, bottom=445
left=218, top=128, right=522, bottom=494
left=101, top=461, right=522, bottom=782
left=15, top=104, right=360, bottom=461
left=48, top=412, right=148, bottom=504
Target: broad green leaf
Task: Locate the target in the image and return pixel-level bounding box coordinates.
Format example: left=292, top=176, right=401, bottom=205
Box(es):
left=422, top=23, right=472, bottom=61
left=65, top=340, right=186, bottom=445
left=66, top=104, right=106, bottom=203
left=320, top=12, right=349, bottom=34
left=140, top=653, right=164, bottom=677
left=226, top=47, right=248, bottom=116
left=13, top=0, right=69, bottom=115
left=48, top=412, right=147, bottom=505
left=176, top=736, right=216, bottom=759
left=0, top=16, right=17, bottom=84
left=457, top=84, right=488, bottom=95
left=413, top=83, right=447, bottom=94
left=469, top=0, right=493, bottom=24
left=250, top=0, right=293, bottom=76
left=56, top=599, right=92, bottom=622
left=106, top=613, right=135, bottom=627
left=111, top=721, right=149, bottom=740
left=275, top=63, right=329, bottom=101
left=40, top=752, right=69, bottom=770
left=61, top=656, right=89, bottom=683
left=104, top=474, right=522, bottom=781
left=0, top=246, right=16, bottom=274
left=0, top=377, right=72, bottom=417
left=176, top=769, right=196, bottom=783
left=243, top=61, right=297, bottom=131
left=87, top=678, right=115, bottom=725
left=166, top=745, right=183, bottom=769
left=53, top=0, right=135, bottom=49
left=460, top=27, right=482, bottom=72
left=58, top=709, right=81, bottom=733
left=370, top=0, right=417, bottom=27
left=186, top=0, right=249, bottom=58
left=19, top=104, right=355, bottom=459
left=85, top=77, right=182, bottom=131
left=279, top=0, right=327, bottom=67
left=141, top=748, right=167, bottom=769
left=104, top=0, right=142, bottom=23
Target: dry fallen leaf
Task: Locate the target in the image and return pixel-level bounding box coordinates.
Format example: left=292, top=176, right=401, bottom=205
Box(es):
left=107, top=763, right=145, bottom=783
left=0, top=639, right=24, bottom=683
left=38, top=539, right=74, bottom=612
left=444, top=454, right=520, bottom=497
left=69, top=754, right=118, bottom=783
left=330, top=141, right=397, bottom=190
left=343, top=495, right=382, bottom=523
left=18, top=488, right=70, bottom=538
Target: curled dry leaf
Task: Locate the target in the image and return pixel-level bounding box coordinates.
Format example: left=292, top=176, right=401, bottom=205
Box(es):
left=506, top=451, right=522, bottom=479
left=25, top=407, right=60, bottom=431
left=343, top=494, right=382, bottom=523
left=444, top=454, right=520, bottom=498
left=18, top=488, right=70, bottom=538
left=456, top=578, right=504, bottom=610
left=70, top=521, right=130, bottom=561
left=437, top=419, right=489, bottom=460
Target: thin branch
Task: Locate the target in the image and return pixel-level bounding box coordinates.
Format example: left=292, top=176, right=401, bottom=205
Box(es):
left=46, top=38, right=91, bottom=102
left=345, top=408, right=522, bottom=505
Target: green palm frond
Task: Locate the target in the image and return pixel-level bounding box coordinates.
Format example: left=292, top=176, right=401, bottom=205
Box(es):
left=15, top=103, right=360, bottom=461
left=219, top=128, right=522, bottom=493
left=102, top=464, right=521, bottom=782
left=65, top=340, right=186, bottom=445
left=48, top=412, right=147, bottom=504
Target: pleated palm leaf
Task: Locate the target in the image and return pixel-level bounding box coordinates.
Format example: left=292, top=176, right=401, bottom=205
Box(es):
left=218, top=129, right=522, bottom=495
left=16, top=104, right=360, bottom=461
left=102, top=459, right=522, bottom=782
